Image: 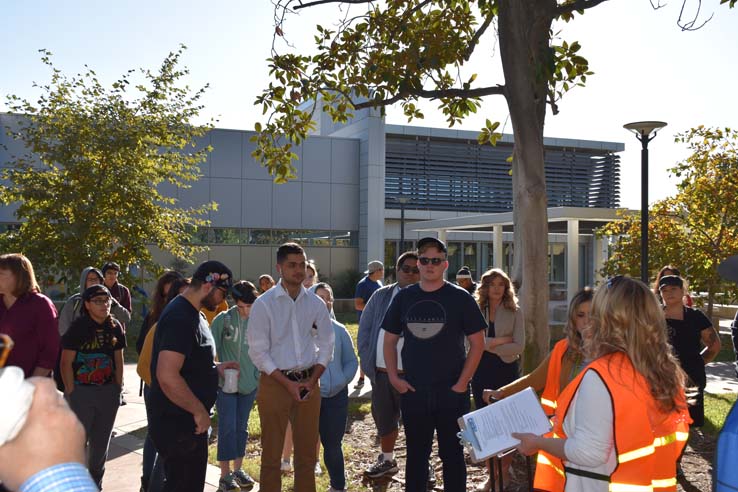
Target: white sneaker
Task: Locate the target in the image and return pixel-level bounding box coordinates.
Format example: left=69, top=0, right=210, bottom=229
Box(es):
left=314, top=462, right=322, bottom=475
left=281, top=459, right=292, bottom=472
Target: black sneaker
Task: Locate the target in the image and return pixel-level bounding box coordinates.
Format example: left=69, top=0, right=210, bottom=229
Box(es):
left=232, top=469, right=255, bottom=490
left=365, top=453, right=399, bottom=478
left=218, top=474, right=241, bottom=492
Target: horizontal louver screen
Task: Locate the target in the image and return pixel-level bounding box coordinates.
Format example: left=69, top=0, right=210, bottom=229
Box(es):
left=385, top=136, right=620, bottom=212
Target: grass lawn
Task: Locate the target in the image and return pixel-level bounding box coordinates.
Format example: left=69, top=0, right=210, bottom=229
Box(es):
left=704, top=392, right=738, bottom=436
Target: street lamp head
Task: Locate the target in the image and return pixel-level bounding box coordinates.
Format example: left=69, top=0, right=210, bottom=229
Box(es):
left=623, top=121, right=667, bottom=139
left=395, top=196, right=411, bottom=205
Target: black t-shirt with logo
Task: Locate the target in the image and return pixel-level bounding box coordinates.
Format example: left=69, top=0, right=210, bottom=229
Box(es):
left=382, top=282, right=486, bottom=388
left=149, top=295, right=218, bottom=421
left=62, top=316, right=126, bottom=385
left=666, top=306, right=712, bottom=387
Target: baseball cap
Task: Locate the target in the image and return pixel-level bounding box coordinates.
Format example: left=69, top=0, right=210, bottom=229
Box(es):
left=82, top=284, right=111, bottom=301
left=658, top=275, right=683, bottom=290
left=193, top=260, right=233, bottom=290
left=417, top=236, right=447, bottom=254
left=365, top=260, right=384, bottom=275
left=456, top=266, right=473, bottom=279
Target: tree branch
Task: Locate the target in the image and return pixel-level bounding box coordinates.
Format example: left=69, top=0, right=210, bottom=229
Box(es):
left=294, top=0, right=372, bottom=9
left=464, top=11, right=495, bottom=62
left=350, top=84, right=506, bottom=110
left=557, top=0, right=611, bottom=16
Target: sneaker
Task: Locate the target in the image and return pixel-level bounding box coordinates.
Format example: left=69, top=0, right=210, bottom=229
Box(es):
left=315, top=462, right=323, bottom=475
left=280, top=459, right=292, bottom=473
left=365, top=453, right=399, bottom=478
left=218, top=474, right=241, bottom=492
left=232, top=469, right=255, bottom=490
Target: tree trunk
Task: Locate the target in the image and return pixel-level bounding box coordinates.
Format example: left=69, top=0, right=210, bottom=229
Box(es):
left=498, top=0, right=556, bottom=371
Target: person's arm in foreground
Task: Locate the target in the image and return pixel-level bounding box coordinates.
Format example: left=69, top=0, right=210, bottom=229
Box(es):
left=0, top=378, right=96, bottom=492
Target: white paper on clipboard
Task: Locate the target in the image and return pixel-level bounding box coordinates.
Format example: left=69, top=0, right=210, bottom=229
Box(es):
left=457, top=386, right=551, bottom=462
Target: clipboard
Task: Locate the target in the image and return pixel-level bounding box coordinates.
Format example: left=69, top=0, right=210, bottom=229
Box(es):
left=457, top=387, right=551, bottom=463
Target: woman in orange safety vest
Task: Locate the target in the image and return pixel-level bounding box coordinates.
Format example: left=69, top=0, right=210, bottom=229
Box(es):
left=513, top=276, right=691, bottom=492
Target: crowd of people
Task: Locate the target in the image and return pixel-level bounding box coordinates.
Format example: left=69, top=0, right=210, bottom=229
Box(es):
left=0, top=241, right=732, bottom=492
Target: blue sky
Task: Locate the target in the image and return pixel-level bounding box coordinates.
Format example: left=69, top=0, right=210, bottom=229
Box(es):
left=2, top=0, right=737, bottom=209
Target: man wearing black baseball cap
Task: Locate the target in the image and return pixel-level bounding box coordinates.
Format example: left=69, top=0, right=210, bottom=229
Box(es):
left=148, top=260, right=240, bottom=492
left=383, top=236, right=486, bottom=491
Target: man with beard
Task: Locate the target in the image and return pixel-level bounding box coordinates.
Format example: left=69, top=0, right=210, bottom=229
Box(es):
left=248, top=243, right=334, bottom=492
left=148, top=260, right=239, bottom=492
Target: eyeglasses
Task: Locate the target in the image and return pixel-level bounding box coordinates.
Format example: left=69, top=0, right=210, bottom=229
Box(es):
left=400, top=265, right=420, bottom=274
left=89, top=298, right=111, bottom=306
left=418, top=257, right=445, bottom=266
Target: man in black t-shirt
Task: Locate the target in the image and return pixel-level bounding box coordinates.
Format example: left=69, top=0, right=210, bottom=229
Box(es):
left=149, top=260, right=239, bottom=492
left=383, top=237, right=486, bottom=492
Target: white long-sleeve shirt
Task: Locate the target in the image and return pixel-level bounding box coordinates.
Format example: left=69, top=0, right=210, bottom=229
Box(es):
left=562, top=370, right=617, bottom=492
left=247, top=280, right=334, bottom=376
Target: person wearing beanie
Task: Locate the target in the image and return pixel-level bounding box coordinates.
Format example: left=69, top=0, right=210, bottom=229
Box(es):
left=60, top=284, right=126, bottom=489
left=148, top=260, right=240, bottom=492
left=455, top=266, right=477, bottom=296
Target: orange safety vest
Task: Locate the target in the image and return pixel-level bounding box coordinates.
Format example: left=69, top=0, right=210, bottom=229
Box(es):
left=533, top=339, right=570, bottom=490
left=533, top=351, right=690, bottom=492
left=540, top=339, right=569, bottom=415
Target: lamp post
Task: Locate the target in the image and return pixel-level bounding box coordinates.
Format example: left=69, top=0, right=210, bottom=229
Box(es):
left=623, top=120, right=667, bottom=284
left=396, top=196, right=410, bottom=253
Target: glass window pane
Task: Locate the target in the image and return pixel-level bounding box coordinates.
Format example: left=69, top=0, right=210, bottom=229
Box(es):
left=385, top=240, right=397, bottom=282
left=212, top=228, right=242, bottom=244
left=447, top=242, right=462, bottom=278
left=463, top=242, right=477, bottom=278
left=246, top=229, right=272, bottom=245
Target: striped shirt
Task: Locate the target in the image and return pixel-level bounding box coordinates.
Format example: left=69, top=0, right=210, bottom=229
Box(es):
left=20, top=463, right=97, bottom=492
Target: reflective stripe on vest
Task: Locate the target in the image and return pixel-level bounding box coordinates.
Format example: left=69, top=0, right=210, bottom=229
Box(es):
left=609, top=483, right=653, bottom=492
left=541, top=397, right=557, bottom=410
left=537, top=452, right=565, bottom=478
left=651, top=477, right=677, bottom=488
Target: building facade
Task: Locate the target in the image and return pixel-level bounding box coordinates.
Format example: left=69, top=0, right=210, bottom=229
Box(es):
left=0, top=112, right=622, bottom=294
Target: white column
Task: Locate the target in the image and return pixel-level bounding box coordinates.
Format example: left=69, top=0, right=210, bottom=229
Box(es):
left=437, top=229, right=448, bottom=280
left=364, top=109, right=386, bottom=265
left=567, top=219, right=579, bottom=304
left=593, top=235, right=609, bottom=285
left=492, top=225, right=503, bottom=269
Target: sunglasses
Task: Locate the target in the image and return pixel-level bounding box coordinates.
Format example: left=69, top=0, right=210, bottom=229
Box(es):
left=400, top=264, right=420, bottom=274
left=418, top=257, right=445, bottom=266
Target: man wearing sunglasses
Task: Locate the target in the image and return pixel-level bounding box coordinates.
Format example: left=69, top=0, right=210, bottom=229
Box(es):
left=148, top=260, right=240, bottom=492
left=357, top=251, right=420, bottom=480
left=382, top=237, right=486, bottom=492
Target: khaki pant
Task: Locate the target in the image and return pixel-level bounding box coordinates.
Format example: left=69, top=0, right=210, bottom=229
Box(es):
left=256, top=373, right=321, bottom=492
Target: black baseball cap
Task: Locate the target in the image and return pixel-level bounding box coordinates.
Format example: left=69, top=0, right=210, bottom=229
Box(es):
left=192, top=260, right=233, bottom=290
left=82, top=284, right=111, bottom=301
left=417, top=236, right=447, bottom=254
left=658, top=275, right=683, bottom=290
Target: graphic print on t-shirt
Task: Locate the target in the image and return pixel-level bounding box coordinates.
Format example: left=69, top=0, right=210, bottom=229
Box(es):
left=73, top=329, right=117, bottom=385
left=405, top=300, right=447, bottom=340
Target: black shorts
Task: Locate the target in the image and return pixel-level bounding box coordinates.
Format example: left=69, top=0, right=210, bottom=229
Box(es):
left=371, top=370, right=402, bottom=437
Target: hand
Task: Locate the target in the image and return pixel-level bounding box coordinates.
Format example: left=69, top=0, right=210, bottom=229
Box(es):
left=511, top=432, right=540, bottom=456
left=450, top=382, right=468, bottom=394
left=192, top=407, right=211, bottom=434
left=216, top=361, right=240, bottom=378
left=0, top=378, right=85, bottom=491
left=389, top=376, right=415, bottom=394
left=482, top=389, right=503, bottom=404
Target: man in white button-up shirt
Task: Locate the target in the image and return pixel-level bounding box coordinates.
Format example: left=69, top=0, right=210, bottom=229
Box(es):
left=247, top=242, right=334, bottom=492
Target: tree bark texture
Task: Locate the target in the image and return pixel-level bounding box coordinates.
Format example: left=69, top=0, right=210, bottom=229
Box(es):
left=498, top=0, right=556, bottom=370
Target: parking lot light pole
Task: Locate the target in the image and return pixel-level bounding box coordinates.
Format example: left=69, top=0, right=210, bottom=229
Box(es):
left=623, top=120, right=667, bottom=284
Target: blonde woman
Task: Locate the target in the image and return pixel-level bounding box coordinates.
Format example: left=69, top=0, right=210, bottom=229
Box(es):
left=514, top=277, right=691, bottom=492
left=472, top=268, right=524, bottom=490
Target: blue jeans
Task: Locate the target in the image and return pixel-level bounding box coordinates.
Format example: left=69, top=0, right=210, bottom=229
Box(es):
left=319, top=387, right=349, bottom=491
left=216, top=388, right=257, bottom=461
left=401, top=385, right=470, bottom=492
left=143, top=385, right=165, bottom=492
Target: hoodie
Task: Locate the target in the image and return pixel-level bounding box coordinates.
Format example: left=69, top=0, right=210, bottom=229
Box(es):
left=58, top=267, right=131, bottom=336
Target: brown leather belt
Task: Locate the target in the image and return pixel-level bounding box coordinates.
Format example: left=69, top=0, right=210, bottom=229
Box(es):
left=282, top=366, right=314, bottom=381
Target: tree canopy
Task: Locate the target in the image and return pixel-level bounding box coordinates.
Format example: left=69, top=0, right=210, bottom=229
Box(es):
left=599, top=126, right=738, bottom=316
left=0, top=46, right=214, bottom=286
left=253, top=0, right=735, bottom=367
